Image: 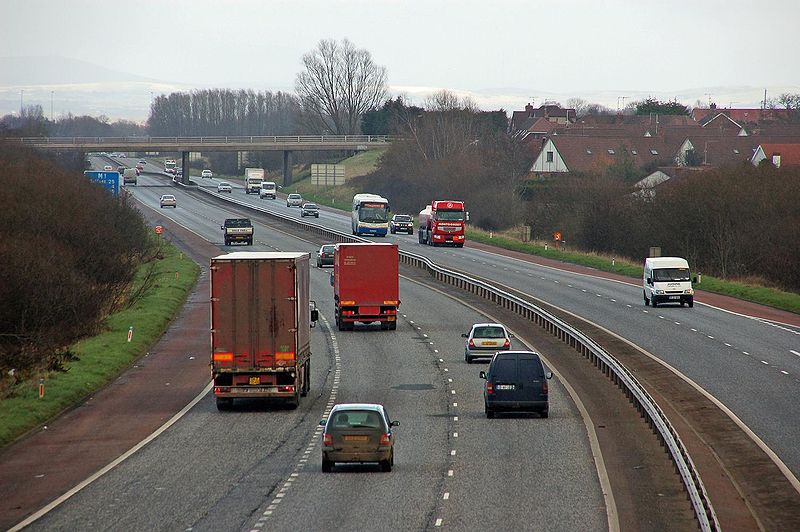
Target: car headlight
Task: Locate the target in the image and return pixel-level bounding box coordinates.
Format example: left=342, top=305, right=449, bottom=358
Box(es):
left=655, top=290, right=665, bottom=295
left=685, top=289, right=694, bottom=295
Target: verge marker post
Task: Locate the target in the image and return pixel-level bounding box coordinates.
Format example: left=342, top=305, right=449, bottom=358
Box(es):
left=127, top=326, right=133, bottom=343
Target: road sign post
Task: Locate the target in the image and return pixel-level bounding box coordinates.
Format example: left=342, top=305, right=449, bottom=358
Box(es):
left=83, top=171, right=120, bottom=196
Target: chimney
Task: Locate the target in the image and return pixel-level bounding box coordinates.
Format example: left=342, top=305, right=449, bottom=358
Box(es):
left=525, top=103, right=534, bottom=116
left=710, top=102, right=717, bottom=110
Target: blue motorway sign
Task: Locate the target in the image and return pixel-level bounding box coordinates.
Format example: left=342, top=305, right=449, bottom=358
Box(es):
left=84, top=171, right=120, bottom=196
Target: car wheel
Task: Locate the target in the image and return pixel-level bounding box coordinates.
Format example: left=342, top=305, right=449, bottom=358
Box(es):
left=485, top=404, right=495, bottom=419
left=160, top=205, right=164, bottom=208
left=322, top=457, right=332, bottom=473
left=465, top=352, right=472, bottom=364
left=216, top=397, right=233, bottom=411
left=540, top=407, right=549, bottom=419
left=380, top=458, right=392, bottom=472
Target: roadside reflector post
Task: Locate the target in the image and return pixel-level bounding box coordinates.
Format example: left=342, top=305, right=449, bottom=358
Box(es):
left=127, top=326, right=133, bottom=343
left=612, top=257, right=616, bottom=267
left=38, top=378, right=44, bottom=399
left=176, top=271, right=179, bottom=279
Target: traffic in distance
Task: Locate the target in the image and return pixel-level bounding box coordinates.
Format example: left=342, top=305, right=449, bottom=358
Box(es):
left=125, top=159, right=699, bottom=467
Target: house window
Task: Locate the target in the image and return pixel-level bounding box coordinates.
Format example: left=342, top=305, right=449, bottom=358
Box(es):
left=650, top=149, right=659, bottom=155
left=586, top=149, right=592, bottom=154
left=631, top=150, right=638, bottom=155
left=546, top=151, right=554, bottom=163
left=607, top=149, right=615, bottom=155
left=733, top=149, right=739, bottom=154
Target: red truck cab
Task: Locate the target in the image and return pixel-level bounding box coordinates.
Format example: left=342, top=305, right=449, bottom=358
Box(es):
left=418, top=200, right=466, bottom=247
left=334, top=243, right=399, bottom=331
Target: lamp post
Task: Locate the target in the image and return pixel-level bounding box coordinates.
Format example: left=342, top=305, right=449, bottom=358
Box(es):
left=20, top=89, right=23, bottom=115
left=50, top=91, right=54, bottom=121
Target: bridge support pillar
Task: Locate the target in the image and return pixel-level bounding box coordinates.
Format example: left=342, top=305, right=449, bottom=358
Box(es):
left=181, top=151, right=190, bottom=184
left=283, top=150, right=293, bottom=187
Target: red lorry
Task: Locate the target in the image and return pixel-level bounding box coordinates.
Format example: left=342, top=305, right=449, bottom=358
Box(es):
left=334, top=243, right=399, bottom=331
left=418, top=200, right=467, bottom=247
left=210, top=251, right=318, bottom=410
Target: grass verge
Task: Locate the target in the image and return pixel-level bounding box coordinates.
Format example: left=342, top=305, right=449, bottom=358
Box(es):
left=0, top=240, right=200, bottom=448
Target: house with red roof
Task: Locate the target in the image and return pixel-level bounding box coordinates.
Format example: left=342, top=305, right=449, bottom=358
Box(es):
left=751, top=143, right=800, bottom=167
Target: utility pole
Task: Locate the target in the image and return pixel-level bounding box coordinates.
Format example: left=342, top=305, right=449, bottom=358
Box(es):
left=704, top=93, right=712, bottom=107
left=51, top=91, right=54, bottom=121
left=20, top=89, right=23, bottom=115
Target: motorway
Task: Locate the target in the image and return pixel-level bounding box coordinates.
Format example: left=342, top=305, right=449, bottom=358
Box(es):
left=23, top=157, right=796, bottom=529
left=26, top=164, right=612, bottom=530
left=176, top=165, right=800, bottom=480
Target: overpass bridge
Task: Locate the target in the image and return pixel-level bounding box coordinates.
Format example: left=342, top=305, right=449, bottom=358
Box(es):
left=2, top=135, right=392, bottom=185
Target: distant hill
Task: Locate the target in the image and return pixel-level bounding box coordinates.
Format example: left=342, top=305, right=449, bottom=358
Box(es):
left=0, top=55, right=159, bottom=86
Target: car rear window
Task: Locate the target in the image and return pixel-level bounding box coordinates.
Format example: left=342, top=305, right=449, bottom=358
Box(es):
left=518, top=354, right=544, bottom=380
left=394, top=215, right=411, bottom=222
left=473, top=326, right=505, bottom=339
left=331, top=410, right=384, bottom=429
left=491, top=356, right=516, bottom=381
left=322, top=245, right=335, bottom=253
left=225, top=219, right=251, bottom=227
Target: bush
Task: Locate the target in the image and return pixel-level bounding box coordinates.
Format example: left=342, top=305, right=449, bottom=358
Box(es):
left=0, top=146, right=156, bottom=385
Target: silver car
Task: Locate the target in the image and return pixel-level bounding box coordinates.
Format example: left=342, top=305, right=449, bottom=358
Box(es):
left=286, top=193, right=303, bottom=207
left=462, top=323, right=513, bottom=363
left=217, top=182, right=232, bottom=193
left=159, top=194, right=177, bottom=208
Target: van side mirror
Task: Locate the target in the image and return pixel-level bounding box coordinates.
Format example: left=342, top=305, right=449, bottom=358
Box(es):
left=318, top=419, right=326, bottom=426
left=509, top=333, right=515, bottom=339
left=479, top=371, right=487, bottom=379
left=692, top=276, right=697, bottom=283
left=461, top=333, right=468, bottom=338
left=646, top=277, right=653, bottom=285
left=220, top=225, right=225, bottom=230
left=545, top=371, right=553, bottom=379
left=465, top=211, right=470, bottom=222
left=390, top=420, right=400, bottom=427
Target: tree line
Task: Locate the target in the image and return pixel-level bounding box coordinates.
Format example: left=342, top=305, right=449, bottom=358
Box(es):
left=0, top=146, right=156, bottom=395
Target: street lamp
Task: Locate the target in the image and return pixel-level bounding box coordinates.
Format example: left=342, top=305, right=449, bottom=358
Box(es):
left=20, top=89, right=23, bottom=115
left=51, top=91, right=54, bottom=121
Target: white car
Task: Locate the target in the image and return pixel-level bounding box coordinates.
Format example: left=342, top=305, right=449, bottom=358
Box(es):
left=217, top=182, right=232, bottom=193
left=201, top=169, right=213, bottom=178
left=462, top=323, right=513, bottom=363
left=103, top=165, right=113, bottom=171
left=159, top=194, right=177, bottom=208
left=286, top=193, right=303, bottom=207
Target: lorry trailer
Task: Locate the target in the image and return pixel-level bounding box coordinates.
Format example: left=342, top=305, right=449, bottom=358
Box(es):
left=334, top=243, right=399, bottom=331
left=210, top=252, right=318, bottom=410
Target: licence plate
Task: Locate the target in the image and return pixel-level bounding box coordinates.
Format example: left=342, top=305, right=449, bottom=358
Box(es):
left=249, top=376, right=260, bottom=385
left=344, top=435, right=368, bottom=442
left=482, top=341, right=497, bottom=346
left=496, top=384, right=515, bottom=390
left=668, top=296, right=680, bottom=300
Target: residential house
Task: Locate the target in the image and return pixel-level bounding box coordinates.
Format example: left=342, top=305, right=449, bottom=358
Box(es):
left=751, top=143, right=800, bottom=167
left=509, top=103, right=577, bottom=136
left=529, top=136, right=675, bottom=175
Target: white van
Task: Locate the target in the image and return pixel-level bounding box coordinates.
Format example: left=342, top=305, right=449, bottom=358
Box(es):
left=259, top=181, right=277, bottom=199
left=643, top=257, right=695, bottom=308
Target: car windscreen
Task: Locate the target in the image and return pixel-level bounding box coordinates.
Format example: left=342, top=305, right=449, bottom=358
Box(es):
left=330, top=410, right=384, bottom=429
left=225, top=219, right=251, bottom=227
left=473, top=326, right=506, bottom=339
left=289, top=194, right=301, bottom=199
left=304, top=204, right=317, bottom=209
left=653, top=267, right=690, bottom=282
left=490, top=356, right=516, bottom=381
left=394, top=215, right=412, bottom=222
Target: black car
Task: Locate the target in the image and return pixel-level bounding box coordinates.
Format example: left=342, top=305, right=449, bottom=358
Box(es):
left=301, top=203, right=320, bottom=218
left=389, top=214, right=413, bottom=234
left=480, top=351, right=552, bottom=418
left=317, top=244, right=335, bottom=268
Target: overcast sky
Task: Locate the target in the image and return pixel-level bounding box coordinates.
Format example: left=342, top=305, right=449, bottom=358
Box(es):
left=2, top=0, right=799, bottom=99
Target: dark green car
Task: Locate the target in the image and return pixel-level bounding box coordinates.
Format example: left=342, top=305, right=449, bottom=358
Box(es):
left=320, top=403, right=399, bottom=472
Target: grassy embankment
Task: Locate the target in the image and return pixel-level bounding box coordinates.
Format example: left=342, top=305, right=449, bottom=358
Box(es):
left=0, top=241, right=200, bottom=448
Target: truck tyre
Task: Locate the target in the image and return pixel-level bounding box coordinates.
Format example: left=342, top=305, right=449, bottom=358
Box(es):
left=322, top=457, right=333, bottom=473
left=300, top=361, right=310, bottom=397
left=247, top=238, right=253, bottom=246
left=643, top=292, right=650, bottom=306
left=418, top=231, right=424, bottom=244
left=224, top=238, right=229, bottom=246
left=651, top=298, right=658, bottom=308
left=688, top=297, right=694, bottom=308
left=216, top=397, right=233, bottom=411
left=287, top=394, right=299, bottom=409
left=457, top=244, right=464, bottom=248
left=388, top=321, right=396, bottom=330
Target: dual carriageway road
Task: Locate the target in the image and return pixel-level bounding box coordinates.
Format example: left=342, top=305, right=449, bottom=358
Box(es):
left=4, top=160, right=800, bottom=530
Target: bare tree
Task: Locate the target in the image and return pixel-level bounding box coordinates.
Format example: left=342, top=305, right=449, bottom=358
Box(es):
left=295, top=38, right=387, bottom=135
left=567, top=97, right=588, bottom=117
